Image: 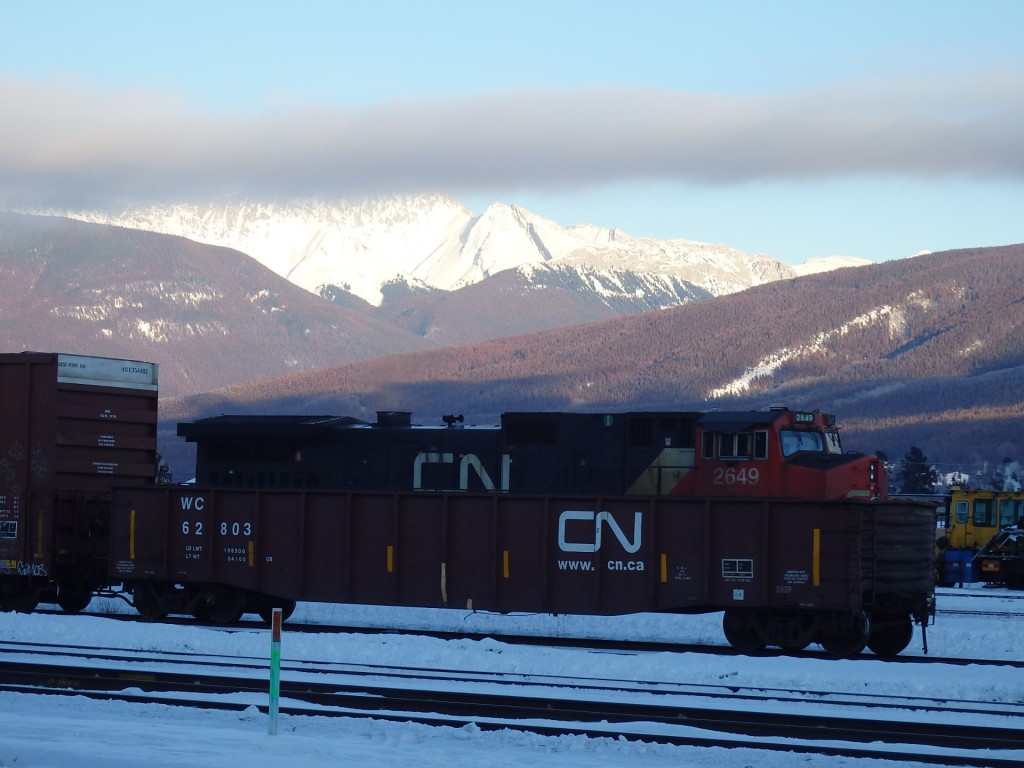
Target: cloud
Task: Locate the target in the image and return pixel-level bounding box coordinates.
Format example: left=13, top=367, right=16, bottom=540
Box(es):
left=2, top=72, right=1022, bottom=209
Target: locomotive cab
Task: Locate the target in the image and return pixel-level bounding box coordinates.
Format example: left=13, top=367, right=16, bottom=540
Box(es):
left=937, top=487, right=1024, bottom=585
left=674, top=408, right=886, bottom=499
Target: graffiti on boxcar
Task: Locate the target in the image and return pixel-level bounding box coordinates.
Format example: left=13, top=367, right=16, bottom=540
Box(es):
left=1, top=440, right=25, bottom=496
left=29, top=443, right=48, bottom=479
left=6, top=560, right=47, bottom=577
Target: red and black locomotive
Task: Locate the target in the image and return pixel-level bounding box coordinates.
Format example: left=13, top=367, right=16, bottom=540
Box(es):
left=178, top=407, right=886, bottom=500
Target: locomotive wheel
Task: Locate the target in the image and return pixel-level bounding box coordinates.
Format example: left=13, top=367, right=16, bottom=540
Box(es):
left=819, top=610, right=870, bottom=658
left=866, top=614, right=914, bottom=658
left=206, top=587, right=245, bottom=624
left=258, top=600, right=296, bottom=624
left=722, top=609, right=766, bottom=654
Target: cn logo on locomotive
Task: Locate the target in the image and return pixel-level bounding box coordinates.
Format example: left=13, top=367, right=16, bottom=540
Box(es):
left=557, top=510, right=642, bottom=554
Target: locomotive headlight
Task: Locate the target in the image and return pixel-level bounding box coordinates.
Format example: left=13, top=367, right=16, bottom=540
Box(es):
left=869, top=462, right=877, bottom=482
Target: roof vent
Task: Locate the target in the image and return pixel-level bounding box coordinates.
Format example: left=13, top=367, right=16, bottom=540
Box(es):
left=375, top=411, right=412, bottom=428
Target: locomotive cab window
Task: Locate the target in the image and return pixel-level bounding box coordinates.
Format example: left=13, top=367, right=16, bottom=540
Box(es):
left=1000, top=498, right=1024, bottom=527
left=720, top=432, right=748, bottom=458
left=973, top=498, right=996, bottom=527
left=780, top=428, right=824, bottom=457
left=705, top=430, right=768, bottom=460
left=955, top=499, right=969, bottom=524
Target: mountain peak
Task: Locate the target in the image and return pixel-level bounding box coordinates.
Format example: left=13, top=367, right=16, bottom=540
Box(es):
left=53, top=195, right=865, bottom=307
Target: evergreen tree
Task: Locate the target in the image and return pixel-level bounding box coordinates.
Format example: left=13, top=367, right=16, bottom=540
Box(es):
left=899, top=446, right=938, bottom=494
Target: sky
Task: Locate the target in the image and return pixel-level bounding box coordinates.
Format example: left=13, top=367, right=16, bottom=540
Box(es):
left=1, top=1, right=1022, bottom=265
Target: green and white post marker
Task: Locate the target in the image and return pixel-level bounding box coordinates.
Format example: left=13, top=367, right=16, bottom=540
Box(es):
left=268, top=607, right=282, bottom=735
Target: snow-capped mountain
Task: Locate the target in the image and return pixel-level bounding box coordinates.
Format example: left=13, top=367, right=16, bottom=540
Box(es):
left=58, top=195, right=859, bottom=308
left=791, top=255, right=873, bottom=276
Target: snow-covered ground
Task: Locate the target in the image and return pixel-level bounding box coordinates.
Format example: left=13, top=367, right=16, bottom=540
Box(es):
left=0, top=587, right=1020, bottom=767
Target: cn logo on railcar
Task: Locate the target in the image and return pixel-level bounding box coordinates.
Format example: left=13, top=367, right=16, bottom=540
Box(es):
left=557, top=510, right=642, bottom=554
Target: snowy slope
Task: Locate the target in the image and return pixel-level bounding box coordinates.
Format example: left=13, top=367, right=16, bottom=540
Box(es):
left=59, top=195, right=839, bottom=307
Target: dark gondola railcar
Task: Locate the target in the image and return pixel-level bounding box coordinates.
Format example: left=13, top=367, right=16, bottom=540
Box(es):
left=110, top=485, right=935, bottom=657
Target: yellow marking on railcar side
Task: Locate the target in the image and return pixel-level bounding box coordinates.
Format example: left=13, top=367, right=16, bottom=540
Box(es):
left=813, top=528, right=821, bottom=587
left=248, top=540, right=255, bottom=567
left=503, top=549, right=510, bottom=579
left=660, top=553, right=667, bottom=583
left=387, top=545, right=394, bottom=573
left=129, top=508, right=136, bottom=560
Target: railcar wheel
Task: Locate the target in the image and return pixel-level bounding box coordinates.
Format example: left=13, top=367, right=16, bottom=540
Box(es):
left=134, top=587, right=168, bottom=621
left=722, top=609, right=766, bottom=654
left=57, top=589, right=92, bottom=614
left=1, top=587, right=40, bottom=613
left=866, top=614, right=914, bottom=658
left=205, top=587, right=245, bottom=624
left=191, top=604, right=210, bottom=621
left=258, top=600, right=296, bottom=624
left=772, top=611, right=819, bottom=652
left=819, top=610, right=870, bottom=659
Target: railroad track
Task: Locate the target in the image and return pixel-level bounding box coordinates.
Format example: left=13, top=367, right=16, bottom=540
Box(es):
left=4, top=638, right=1023, bottom=714
left=937, top=593, right=1024, bottom=606
left=29, top=606, right=1024, bottom=667
left=2, top=646, right=1023, bottom=766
